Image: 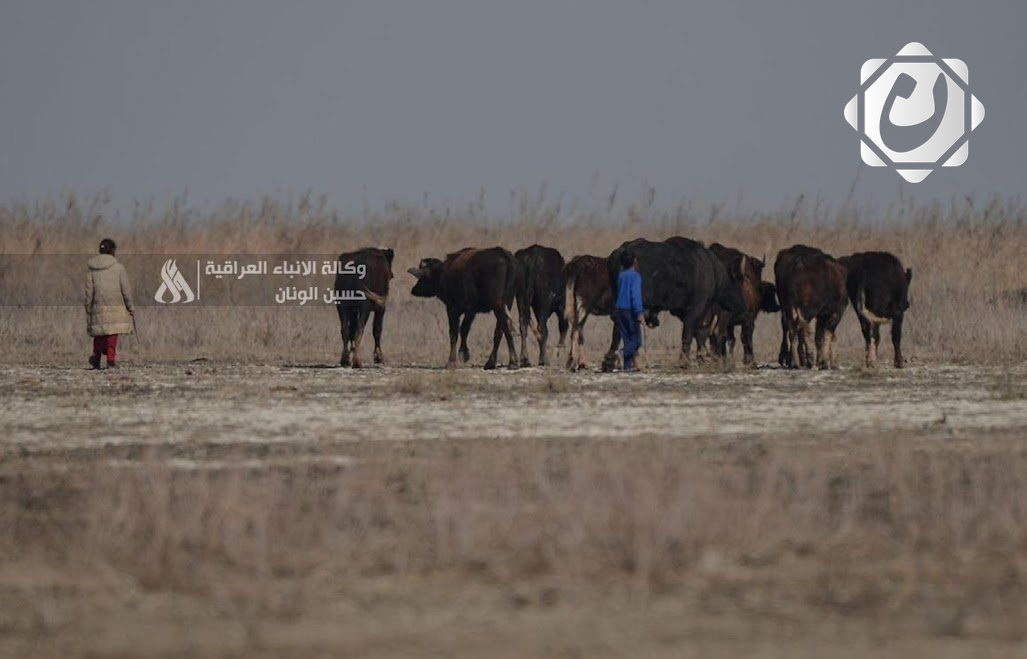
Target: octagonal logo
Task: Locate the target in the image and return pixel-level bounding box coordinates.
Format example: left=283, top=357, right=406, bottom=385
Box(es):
left=844, top=42, right=985, bottom=182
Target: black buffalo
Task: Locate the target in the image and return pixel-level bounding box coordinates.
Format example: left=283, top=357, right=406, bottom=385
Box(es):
left=514, top=244, right=569, bottom=367
left=705, top=243, right=779, bottom=365
left=562, top=255, right=615, bottom=371
left=837, top=251, right=912, bottom=368
left=334, top=247, right=394, bottom=368
left=775, top=244, right=848, bottom=369
left=603, top=237, right=746, bottom=369
left=408, top=246, right=520, bottom=370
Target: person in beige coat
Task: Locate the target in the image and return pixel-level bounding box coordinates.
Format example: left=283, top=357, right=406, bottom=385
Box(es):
left=85, top=238, right=134, bottom=369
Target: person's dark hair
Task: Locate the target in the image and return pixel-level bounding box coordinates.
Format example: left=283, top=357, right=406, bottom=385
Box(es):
left=619, top=250, right=636, bottom=269
left=98, top=238, right=117, bottom=255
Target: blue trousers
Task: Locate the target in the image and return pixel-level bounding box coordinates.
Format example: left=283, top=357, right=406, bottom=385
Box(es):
left=615, top=308, right=642, bottom=368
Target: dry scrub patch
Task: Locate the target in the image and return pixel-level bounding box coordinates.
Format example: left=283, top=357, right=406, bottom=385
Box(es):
left=0, top=362, right=1026, bottom=656
left=4, top=435, right=1027, bottom=657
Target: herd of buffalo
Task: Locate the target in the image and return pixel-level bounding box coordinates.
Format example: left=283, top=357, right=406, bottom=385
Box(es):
left=333, top=239, right=913, bottom=371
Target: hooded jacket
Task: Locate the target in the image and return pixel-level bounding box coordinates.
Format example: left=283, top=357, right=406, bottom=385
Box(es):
left=84, top=254, right=134, bottom=336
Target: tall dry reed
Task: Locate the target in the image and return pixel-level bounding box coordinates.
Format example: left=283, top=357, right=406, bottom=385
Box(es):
left=2, top=190, right=1025, bottom=365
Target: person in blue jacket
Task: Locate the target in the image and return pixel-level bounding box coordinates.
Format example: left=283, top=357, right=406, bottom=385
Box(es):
left=614, top=250, right=644, bottom=371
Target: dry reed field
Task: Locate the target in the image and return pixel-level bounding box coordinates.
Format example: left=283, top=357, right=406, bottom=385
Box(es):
left=2, top=192, right=1027, bottom=658
left=1, top=190, right=1026, bottom=365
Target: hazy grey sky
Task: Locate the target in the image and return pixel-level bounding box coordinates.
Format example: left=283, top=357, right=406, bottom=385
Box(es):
left=1, top=0, right=1023, bottom=213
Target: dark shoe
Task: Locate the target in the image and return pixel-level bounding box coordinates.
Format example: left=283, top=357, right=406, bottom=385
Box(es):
left=107, top=361, right=119, bottom=370
left=89, top=355, right=101, bottom=370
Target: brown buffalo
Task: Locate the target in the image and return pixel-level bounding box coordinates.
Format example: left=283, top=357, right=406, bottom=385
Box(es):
left=334, top=247, right=394, bottom=368
left=837, top=251, right=912, bottom=368
left=409, top=246, right=520, bottom=370
left=705, top=243, right=779, bottom=365
left=562, top=255, right=616, bottom=371
left=775, top=244, right=848, bottom=369
left=515, top=244, right=569, bottom=367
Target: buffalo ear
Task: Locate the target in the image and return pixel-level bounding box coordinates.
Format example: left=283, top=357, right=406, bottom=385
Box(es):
left=905, top=267, right=913, bottom=283
left=759, top=282, right=780, bottom=312
left=407, top=266, right=424, bottom=278
left=384, top=248, right=395, bottom=265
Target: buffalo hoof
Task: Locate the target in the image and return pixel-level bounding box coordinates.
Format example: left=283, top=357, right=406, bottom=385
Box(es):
left=483, top=360, right=497, bottom=371
left=446, top=360, right=459, bottom=369
left=351, top=360, right=362, bottom=369
left=340, top=356, right=350, bottom=367
left=895, top=358, right=905, bottom=369
left=520, top=356, right=531, bottom=368
left=460, top=349, right=471, bottom=363
left=507, top=362, right=519, bottom=371
left=374, top=352, right=383, bottom=364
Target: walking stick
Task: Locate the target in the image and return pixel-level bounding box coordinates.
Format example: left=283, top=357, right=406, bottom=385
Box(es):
left=640, top=321, right=649, bottom=372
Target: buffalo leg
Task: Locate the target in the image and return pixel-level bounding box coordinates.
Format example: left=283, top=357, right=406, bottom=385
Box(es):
left=679, top=324, right=692, bottom=367
left=567, top=313, right=589, bottom=371
left=565, top=321, right=578, bottom=370
left=858, top=315, right=875, bottom=367
left=601, top=318, right=621, bottom=372
left=339, top=310, right=353, bottom=366
left=778, top=313, right=791, bottom=367
left=518, top=297, right=532, bottom=368
left=695, top=314, right=712, bottom=363
left=485, top=308, right=518, bottom=370
left=872, top=324, right=882, bottom=366
left=891, top=315, right=905, bottom=368
left=565, top=322, right=577, bottom=370
left=502, top=308, right=519, bottom=369
left=692, top=320, right=714, bottom=365
left=800, top=325, right=814, bottom=369
left=372, top=307, right=385, bottom=364
left=555, top=309, right=569, bottom=359
left=814, top=320, right=828, bottom=370
left=787, top=325, right=800, bottom=369
left=576, top=314, right=589, bottom=368
left=446, top=308, right=461, bottom=368
left=741, top=320, right=756, bottom=366
left=535, top=307, right=550, bottom=366
left=679, top=306, right=709, bottom=368
left=459, top=312, right=475, bottom=363
left=820, top=312, right=844, bottom=369
left=484, top=313, right=501, bottom=370
left=350, top=307, right=371, bottom=368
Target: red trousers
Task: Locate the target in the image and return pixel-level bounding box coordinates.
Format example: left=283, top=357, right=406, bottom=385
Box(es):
left=92, top=334, right=119, bottom=363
